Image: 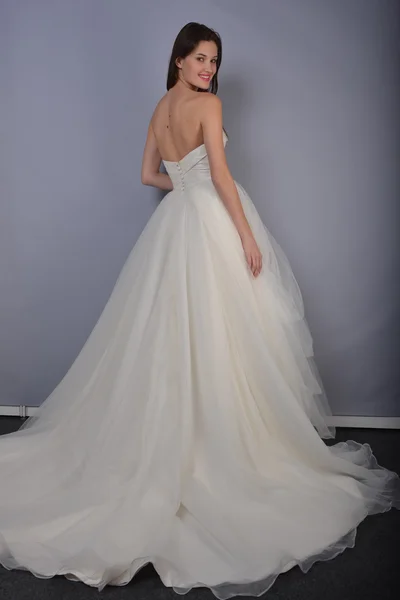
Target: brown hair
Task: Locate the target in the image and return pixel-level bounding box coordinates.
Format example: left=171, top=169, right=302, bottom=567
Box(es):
left=166, top=22, right=228, bottom=139
left=166, top=22, right=222, bottom=94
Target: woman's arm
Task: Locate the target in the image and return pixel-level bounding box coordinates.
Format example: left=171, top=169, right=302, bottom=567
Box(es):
left=143, top=171, right=174, bottom=191
left=200, top=94, right=254, bottom=241
left=141, top=121, right=174, bottom=191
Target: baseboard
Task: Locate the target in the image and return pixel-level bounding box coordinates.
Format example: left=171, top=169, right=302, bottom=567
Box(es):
left=327, top=415, right=400, bottom=429
left=1, top=405, right=400, bottom=428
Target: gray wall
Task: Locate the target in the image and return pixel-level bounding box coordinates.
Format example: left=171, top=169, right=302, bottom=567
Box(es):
left=1, top=0, right=399, bottom=416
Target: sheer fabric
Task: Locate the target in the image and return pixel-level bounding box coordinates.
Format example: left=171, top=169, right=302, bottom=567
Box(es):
left=1, top=131, right=399, bottom=597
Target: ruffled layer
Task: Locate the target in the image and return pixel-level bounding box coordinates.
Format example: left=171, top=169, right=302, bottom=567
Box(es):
left=1, top=180, right=398, bottom=596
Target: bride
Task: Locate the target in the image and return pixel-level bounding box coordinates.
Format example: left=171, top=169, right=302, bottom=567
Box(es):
left=0, top=21, right=399, bottom=599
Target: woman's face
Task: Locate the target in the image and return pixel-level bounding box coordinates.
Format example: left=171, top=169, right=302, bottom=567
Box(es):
left=176, top=40, right=218, bottom=91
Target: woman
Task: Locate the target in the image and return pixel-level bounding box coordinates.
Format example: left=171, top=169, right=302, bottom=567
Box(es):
left=0, top=21, right=399, bottom=599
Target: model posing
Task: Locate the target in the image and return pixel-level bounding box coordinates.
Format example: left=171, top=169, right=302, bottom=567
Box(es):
left=0, top=21, right=399, bottom=599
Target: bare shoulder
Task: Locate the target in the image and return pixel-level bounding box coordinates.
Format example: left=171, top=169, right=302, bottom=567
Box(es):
left=198, top=93, right=223, bottom=136
left=150, top=93, right=168, bottom=122
left=200, top=91, right=221, bottom=103
left=197, top=92, right=222, bottom=112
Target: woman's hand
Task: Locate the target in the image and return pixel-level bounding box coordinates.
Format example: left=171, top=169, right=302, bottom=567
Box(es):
left=241, top=234, right=263, bottom=278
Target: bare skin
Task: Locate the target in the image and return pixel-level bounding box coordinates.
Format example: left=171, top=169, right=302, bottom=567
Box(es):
left=141, top=40, right=262, bottom=278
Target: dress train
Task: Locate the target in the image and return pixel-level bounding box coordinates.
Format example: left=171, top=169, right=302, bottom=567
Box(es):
left=1, top=131, right=399, bottom=597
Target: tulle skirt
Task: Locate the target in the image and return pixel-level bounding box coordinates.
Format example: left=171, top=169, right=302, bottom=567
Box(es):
left=1, top=179, right=399, bottom=598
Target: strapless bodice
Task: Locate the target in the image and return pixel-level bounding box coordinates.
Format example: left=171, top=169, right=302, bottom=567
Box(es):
left=162, top=130, right=228, bottom=191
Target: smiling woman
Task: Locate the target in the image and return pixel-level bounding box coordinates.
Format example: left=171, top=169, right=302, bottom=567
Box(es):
left=142, top=22, right=229, bottom=183
left=1, top=18, right=399, bottom=600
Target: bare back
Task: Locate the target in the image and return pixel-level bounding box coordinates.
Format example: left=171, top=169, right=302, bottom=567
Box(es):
left=151, top=90, right=206, bottom=163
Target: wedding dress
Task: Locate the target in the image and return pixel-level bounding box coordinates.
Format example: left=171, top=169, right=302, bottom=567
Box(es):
left=0, top=129, right=399, bottom=598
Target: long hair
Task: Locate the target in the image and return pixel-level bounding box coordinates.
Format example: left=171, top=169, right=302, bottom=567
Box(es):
left=166, top=22, right=222, bottom=94
left=166, top=22, right=228, bottom=139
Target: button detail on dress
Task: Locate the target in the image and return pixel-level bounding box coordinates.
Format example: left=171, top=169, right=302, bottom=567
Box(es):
left=175, top=163, right=185, bottom=191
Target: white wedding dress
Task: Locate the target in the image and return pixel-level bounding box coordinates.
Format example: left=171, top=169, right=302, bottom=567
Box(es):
left=0, top=130, right=399, bottom=598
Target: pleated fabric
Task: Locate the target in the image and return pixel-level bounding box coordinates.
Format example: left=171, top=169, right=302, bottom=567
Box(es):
left=1, top=131, right=399, bottom=598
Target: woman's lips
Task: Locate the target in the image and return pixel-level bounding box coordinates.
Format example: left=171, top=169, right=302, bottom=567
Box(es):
left=199, top=75, right=210, bottom=81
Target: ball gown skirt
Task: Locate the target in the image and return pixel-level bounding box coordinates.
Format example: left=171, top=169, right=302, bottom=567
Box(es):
left=0, top=131, right=399, bottom=598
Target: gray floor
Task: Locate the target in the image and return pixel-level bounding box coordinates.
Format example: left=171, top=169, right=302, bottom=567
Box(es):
left=0, top=417, right=399, bottom=600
